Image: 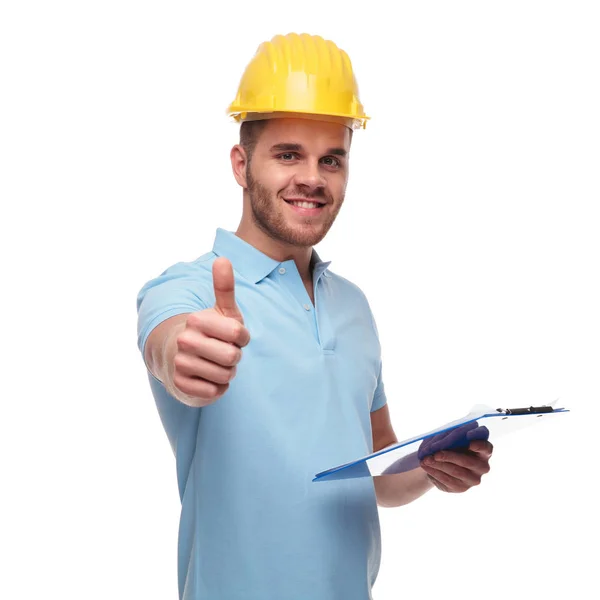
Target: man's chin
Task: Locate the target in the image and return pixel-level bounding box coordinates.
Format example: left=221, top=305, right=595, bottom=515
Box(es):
left=252, top=201, right=332, bottom=246
left=282, top=225, right=329, bottom=247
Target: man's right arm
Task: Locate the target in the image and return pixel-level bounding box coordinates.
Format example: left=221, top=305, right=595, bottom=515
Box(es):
left=140, top=258, right=250, bottom=408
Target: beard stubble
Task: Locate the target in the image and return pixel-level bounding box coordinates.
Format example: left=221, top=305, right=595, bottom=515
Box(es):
left=246, top=165, right=344, bottom=248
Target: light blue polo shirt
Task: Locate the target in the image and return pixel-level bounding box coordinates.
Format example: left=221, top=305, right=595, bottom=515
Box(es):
left=136, top=228, right=388, bottom=600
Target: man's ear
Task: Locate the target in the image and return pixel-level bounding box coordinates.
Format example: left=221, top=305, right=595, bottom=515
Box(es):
left=230, top=144, right=248, bottom=189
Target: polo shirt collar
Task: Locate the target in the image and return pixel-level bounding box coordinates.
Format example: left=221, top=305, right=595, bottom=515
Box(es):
left=212, top=228, right=332, bottom=284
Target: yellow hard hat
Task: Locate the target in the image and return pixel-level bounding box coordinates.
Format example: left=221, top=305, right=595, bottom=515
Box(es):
left=227, top=33, right=369, bottom=130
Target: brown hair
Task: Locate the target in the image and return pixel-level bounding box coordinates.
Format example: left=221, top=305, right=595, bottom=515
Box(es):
left=239, top=120, right=269, bottom=164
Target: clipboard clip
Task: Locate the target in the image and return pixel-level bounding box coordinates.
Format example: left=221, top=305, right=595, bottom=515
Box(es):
left=496, top=405, right=555, bottom=415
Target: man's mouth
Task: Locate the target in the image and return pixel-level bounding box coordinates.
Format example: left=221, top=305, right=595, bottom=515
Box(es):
left=283, top=198, right=326, bottom=209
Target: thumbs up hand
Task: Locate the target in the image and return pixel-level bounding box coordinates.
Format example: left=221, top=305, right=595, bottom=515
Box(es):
left=172, top=258, right=250, bottom=406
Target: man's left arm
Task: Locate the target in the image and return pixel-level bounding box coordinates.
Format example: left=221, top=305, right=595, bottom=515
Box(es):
left=371, top=404, right=494, bottom=508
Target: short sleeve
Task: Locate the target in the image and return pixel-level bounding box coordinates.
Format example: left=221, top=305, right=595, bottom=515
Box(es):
left=136, top=263, right=210, bottom=372
left=370, top=358, right=387, bottom=412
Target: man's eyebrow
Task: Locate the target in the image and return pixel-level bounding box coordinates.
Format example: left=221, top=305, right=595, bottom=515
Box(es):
left=270, top=143, right=347, bottom=157
left=270, top=143, right=303, bottom=152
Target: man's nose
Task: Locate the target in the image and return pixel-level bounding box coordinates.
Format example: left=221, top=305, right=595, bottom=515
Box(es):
left=293, top=160, right=326, bottom=192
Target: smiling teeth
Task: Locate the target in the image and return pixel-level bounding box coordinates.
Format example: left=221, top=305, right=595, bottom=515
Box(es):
left=290, top=201, right=321, bottom=209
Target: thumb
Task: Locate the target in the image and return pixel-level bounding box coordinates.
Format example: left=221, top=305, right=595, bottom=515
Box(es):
left=212, top=257, right=244, bottom=324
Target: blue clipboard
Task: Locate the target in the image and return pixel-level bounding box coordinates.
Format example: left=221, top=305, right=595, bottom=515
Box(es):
left=313, top=402, right=570, bottom=482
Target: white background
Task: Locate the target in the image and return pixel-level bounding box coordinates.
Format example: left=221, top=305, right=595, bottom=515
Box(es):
left=1, top=1, right=598, bottom=598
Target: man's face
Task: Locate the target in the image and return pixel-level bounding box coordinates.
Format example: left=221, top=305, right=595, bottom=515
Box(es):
left=245, top=118, right=351, bottom=248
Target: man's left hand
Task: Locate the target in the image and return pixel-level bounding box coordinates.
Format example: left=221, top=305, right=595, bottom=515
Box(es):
left=420, top=440, right=493, bottom=493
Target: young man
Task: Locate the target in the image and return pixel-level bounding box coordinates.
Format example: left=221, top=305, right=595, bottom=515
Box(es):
left=136, top=33, right=493, bottom=600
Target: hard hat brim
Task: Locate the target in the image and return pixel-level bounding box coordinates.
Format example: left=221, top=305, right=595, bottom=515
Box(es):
left=228, top=109, right=369, bottom=130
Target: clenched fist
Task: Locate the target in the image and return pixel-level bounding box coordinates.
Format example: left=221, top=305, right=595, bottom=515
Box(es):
left=172, top=257, right=250, bottom=406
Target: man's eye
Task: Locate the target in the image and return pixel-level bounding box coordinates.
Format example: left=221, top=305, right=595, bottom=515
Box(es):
left=279, top=153, right=296, bottom=161
left=322, top=156, right=341, bottom=167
